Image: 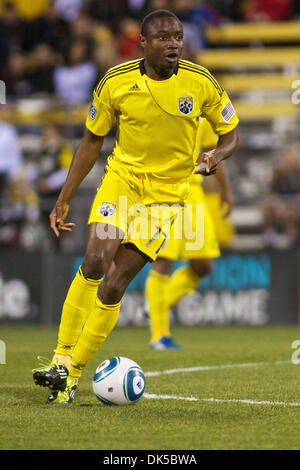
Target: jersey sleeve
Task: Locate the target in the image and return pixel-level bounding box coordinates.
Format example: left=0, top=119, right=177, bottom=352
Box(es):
left=85, top=78, right=115, bottom=136
left=200, top=73, right=239, bottom=136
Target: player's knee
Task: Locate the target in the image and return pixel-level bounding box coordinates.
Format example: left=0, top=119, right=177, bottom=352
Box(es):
left=190, top=258, right=213, bottom=278
left=81, top=251, right=110, bottom=280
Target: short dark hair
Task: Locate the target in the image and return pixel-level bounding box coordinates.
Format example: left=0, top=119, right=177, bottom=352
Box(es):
left=141, top=9, right=180, bottom=36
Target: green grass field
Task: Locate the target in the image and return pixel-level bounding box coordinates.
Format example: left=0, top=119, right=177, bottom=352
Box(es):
left=1, top=324, right=300, bottom=450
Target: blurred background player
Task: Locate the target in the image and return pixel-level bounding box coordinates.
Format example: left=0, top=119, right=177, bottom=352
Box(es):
left=261, top=145, right=300, bottom=248
left=142, top=117, right=235, bottom=349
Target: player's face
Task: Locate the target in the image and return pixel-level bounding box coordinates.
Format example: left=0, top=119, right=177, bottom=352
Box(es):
left=140, top=17, right=183, bottom=76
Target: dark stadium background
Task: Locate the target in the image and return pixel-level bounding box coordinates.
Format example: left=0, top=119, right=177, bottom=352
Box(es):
left=0, top=0, right=299, bottom=327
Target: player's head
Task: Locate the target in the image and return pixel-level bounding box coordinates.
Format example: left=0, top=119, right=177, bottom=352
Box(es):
left=140, top=10, right=183, bottom=74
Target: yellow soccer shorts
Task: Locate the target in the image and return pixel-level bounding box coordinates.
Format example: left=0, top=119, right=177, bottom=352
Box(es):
left=88, top=162, right=189, bottom=261
left=158, top=183, right=220, bottom=260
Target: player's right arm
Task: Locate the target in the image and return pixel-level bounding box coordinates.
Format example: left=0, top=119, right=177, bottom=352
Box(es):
left=50, top=75, right=115, bottom=237
left=49, top=130, right=104, bottom=237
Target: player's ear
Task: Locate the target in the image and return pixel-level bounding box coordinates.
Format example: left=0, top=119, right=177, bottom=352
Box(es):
left=140, top=34, right=146, bottom=49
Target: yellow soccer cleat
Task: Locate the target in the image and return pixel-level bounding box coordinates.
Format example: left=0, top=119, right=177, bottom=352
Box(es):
left=46, top=377, right=77, bottom=405
left=32, top=356, right=68, bottom=391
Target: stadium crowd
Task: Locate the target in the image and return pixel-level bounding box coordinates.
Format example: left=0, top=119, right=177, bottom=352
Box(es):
left=0, top=0, right=300, bottom=251
left=2, top=0, right=300, bottom=100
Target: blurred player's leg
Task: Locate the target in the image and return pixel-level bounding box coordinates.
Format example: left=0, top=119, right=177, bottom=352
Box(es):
left=145, top=269, right=170, bottom=343
left=143, top=183, right=219, bottom=349
left=165, top=259, right=213, bottom=309
left=145, top=258, right=182, bottom=350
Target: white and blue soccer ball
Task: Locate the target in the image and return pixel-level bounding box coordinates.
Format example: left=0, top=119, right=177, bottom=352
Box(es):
left=92, top=356, right=146, bottom=406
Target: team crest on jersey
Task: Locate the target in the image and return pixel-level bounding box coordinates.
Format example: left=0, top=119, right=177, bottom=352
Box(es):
left=98, top=202, right=116, bottom=217
left=89, top=102, right=97, bottom=120
left=178, top=96, right=193, bottom=115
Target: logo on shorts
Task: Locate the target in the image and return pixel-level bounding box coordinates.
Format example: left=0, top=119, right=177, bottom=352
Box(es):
left=178, top=96, right=193, bottom=115
left=89, top=102, right=97, bottom=120
left=98, top=202, right=116, bottom=217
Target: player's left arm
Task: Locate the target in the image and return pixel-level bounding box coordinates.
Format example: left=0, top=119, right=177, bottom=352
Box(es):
left=195, top=75, right=239, bottom=175
left=195, top=128, right=239, bottom=176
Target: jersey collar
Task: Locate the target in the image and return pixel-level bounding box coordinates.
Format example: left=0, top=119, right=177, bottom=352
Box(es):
left=139, top=58, right=179, bottom=77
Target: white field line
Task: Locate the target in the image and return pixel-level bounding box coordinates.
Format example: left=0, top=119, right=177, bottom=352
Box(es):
left=144, top=359, right=290, bottom=377
left=143, top=393, right=300, bottom=407
left=144, top=359, right=297, bottom=407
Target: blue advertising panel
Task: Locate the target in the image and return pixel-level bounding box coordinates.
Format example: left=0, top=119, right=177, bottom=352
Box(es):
left=72, top=249, right=299, bottom=325
left=0, top=249, right=298, bottom=325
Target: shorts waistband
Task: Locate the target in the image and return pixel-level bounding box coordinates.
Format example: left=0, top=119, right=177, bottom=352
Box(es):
left=107, top=158, right=189, bottom=186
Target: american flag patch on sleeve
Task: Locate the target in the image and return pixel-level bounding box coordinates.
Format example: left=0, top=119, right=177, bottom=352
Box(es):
left=221, top=101, right=235, bottom=122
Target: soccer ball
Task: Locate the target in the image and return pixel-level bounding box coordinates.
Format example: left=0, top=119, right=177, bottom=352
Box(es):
left=92, top=356, right=146, bottom=405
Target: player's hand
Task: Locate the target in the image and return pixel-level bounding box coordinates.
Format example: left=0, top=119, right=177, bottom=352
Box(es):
left=194, top=150, right=219, bottom=176
left=49, top=201, right=76, bottom=237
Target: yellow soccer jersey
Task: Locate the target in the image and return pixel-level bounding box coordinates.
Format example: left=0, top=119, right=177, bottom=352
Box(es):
left=86, top=58, right=238, bottom=181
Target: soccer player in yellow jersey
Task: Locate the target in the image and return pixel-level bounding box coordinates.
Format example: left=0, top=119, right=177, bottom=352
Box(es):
left=143, top=117, right=234, bottom=349
left=32, top=9, right=239, bottom=404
